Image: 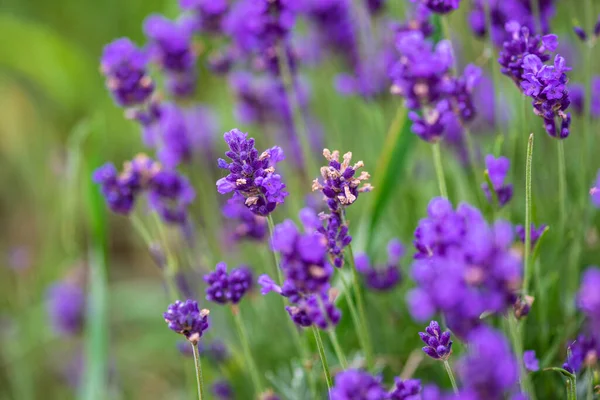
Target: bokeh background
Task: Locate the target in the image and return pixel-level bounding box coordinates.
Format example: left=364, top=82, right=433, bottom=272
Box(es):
left=1, top=0, right=599, bottom=399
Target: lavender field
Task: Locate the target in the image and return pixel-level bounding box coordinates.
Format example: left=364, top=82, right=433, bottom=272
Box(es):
left=1, top=0, right=600, bottom=399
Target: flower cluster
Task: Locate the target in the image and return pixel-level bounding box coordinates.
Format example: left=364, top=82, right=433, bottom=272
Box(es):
left=457, top=326, right=518, bottom=400
left=46, top=281, right=85, bottom=336
left=577, top=267, right=600, bottom=333
left=222, top=193, right=268, bottom=242
left=180, top=0, right=229, bottom=34
left=204, top=262, right=253, bottom=305
left=481, top=154, right=513, bottom=207
left=217, top=129, right=288, bottom=216
left=330, top=369, right=388, bottom=400
left=164, top=299, right=210, bottom=343
left=515, top=223, right=547, bottom=248
left=408, top=198, right=522, bottom=337
left=419, top=321, right=453, bottom=360
left=259, top=209, right=341, bottom=330
left=93, top=154, right=195, bottom=224
left=390, top=31, right=481, bottom=142
left=563, top=334, right=599, bottom=373
left=143, top=14, right=197, bottom=97
left=312, top=149, right=372, bottom=267
left=355, top=239, right=404, bottom=291
left=389, top=378, right=422, bottom=400
left=100, top=38, right=154, bottom=107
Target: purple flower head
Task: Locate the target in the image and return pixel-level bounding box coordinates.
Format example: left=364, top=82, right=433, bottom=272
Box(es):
left=419, top=320, right=453, bottom=360
left=217, top=129, right=288, bottom=216
left=414, top=0, right=461, bottom=15
left=100, top=38, right=154, bottom=107
left=515, top=223, right=547, bottom=249
left=222, top=193, right=268, bottom=242
left=481, top=154, right=513, bottom=207
left=46, top=281, right=85, bottom=336
left=148, top=169, right=195, bottom=224
left=366, top=0, right=386, bottom=15
left=390, top=378, right=421, bottom=400
left=591, top=170, right=600, bottom=207
left=355, top=238, right=404, bottom=291
left=271, top=210, right=333, bottom=293
left=286, top=289, right=342, bottom=329
left=523, top=350, right=539, bottom=372
left=330, top=369, right=388, bottom=400
left=163, top=299, right=210, bottom=343
left=574, top=26, right=588, bottom=42
left=595, top=14, right=600, bottom=37
left=563, top=334, right=599, bottom=373
left=409, top=198, right=521, bottom=337
left=204, top=262, right=253, bottom=304
left=458, top=326, right=518, bottom=400
left=212, top=380, right=234, bottom=400
left=180, top=0, right=229, bottom=34
left=577, top=267, right=600, bottom=329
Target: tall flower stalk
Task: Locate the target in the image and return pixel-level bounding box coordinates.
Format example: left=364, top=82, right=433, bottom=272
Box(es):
left=191, top=343, right=205, bottom=400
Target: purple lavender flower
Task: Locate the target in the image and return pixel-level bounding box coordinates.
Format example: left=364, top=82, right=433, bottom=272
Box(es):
left=563, top=334, right=599, bottom=373
left=414, top=0, right=461, bottom=15
left=204, top=262, right=253, bottom=305
left=212, top=380, right=234, bottom=400
left=355, top=239, right=403, bottom=291
left=577, top=267, right=600, bottom=330
left=523, top=350, right=539, bottom=372
left=419, top=321, right=453, bottom=360
left=217, top=129, right=288, bottom=216
left=591, top=170, right=600, bottom=208
left=458, top=326, right=518, bottom=400
left=143, top=15, right=197, bottom=97
left=481, top=154, right=513, bottom=207
left=408, top=198, right=522, bottom=337
left=312, top=149, right=372, bottom=267
left=389, top=377, right=421, bottom=400
left=180, top=0, right=229, bottom=34
left=515, top=223, right=547, bottom=248
left=163, top=299, right=210, bottom=343
left=573, top=26, right=588, bottom=42
left=222, top=193, right=268, bottom=241
left=285, top=289, right=342, bottom=329
left=148, top=169, right=195, bottom=224
left=100, top=38, right=154, bottom=107
left=46, top=281, right=85, bottom=336
left=330, top=369, right=388, bottom=400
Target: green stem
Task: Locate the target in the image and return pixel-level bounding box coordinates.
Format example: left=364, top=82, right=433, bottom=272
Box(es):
left=338, top=268, right=369, bottom=366
left=191, top=343, right=205, bottom=400
left=567, top=375, right=578, bottom=400
left=312, top=326, right=333, bottom=390
left=266, top=215, right=284, bottom=285
left=507, top=315, right=535, bottom=397
left=523, top=133, right=534, bottom=295
left=328, top=329, right=349, bottom=370
left=557, top=139, right=567, bottom=230
left=232, top=307, right=263, bottom=395
left=443, top=360, right=459, bottom=394
left=432, top=142, right=449, bottom=199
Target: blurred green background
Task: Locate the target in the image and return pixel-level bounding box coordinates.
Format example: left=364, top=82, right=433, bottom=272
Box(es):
left=1, top=0, right=599, bottom=399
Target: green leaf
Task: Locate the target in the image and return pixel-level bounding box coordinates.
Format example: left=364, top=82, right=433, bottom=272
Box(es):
left=0, top=13, right=97, bottom=112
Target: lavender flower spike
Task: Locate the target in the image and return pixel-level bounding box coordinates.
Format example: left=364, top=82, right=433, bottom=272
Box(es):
left=577, top=267, right=600, bottom=330
left=419, top=321, right=453, bottom=360
left=330, top=369, right=388, bottom=400
left=163, top=299, right=210, bottom=343
left=516, top=223, right=548, bottom=248
left=204, top=262, right=253, bottom=305
left=523, top=350, right=539, bottom=372
left=481, top=154, right=513, bottom=207
left=217, top=129, right=288, bottom=216
left=355, top=238, right=404, bottom=291
left=389, top=377, right=422, bottom=399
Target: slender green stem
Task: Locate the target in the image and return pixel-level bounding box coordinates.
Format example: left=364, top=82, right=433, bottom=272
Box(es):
left=507, top=315, right=535, bottom=397
left=443, top=360, right=459, bottom=394
left=266, top=215, right=284, bottom=285
left=328, top=329, right=349, bottom=370
left=523, top=133, right=534, bottom=295
left=312, top=326, right=333, bottom=390
left=567, top=375, right=578, bottom=400
left=232, top=307, right=263, bottom=394
left=338, top=268, right=369, bottom=365
left=432, top=142, right=449, bottom=199
left=557, top=139, right=567, bottom=230
left=191, top=343, right=205, bottom=400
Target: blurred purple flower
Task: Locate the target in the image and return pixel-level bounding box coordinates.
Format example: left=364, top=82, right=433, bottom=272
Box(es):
left=389, top=377, right=421, bottom=399
left=355, top=239, right=404, bottom=291
left=592, top=170, right=600, bottom=207
left=222, top=193, right=268, bottom=242
left=523, top=350, right=539, bottom=371
left=481, top=154, right=513, bottom=207
left=46, top=281, right=85, bottom=336
left=180, top=0, right=229, bottom=34
left=515, top=223, right=547, bottom=248
left=330, top=369, right=387, bottom=400
left=578, top=267, right=600, bottom=330
left=212, top=380, right=234, bottom=400
left=414, top=0, right=461, bottom=15
left=148, top=169, right=195, bottom=224
left=563, top=334, right=599, bottom=373
left=204, top=262, right=253, bottom=305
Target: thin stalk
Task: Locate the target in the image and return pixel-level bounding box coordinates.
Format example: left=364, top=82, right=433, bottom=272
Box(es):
left=567, top=375, right=577, bottom=400
left=191, top=343, right=205, bottom=400
left=266, top=215, right=284, bottom=285
left=232, top=306, right=264, bottom=394
left=507, top=315, right=535, bottom=397
left=557, top=139, right=567, bottom=230
left=443, top=360, right=459, bottom=394
left=523, top=133, right=534, bottom=295
left=312, top=326, right=333, bottom=390
left=432, top=142, right=449, bottom=199
left=328, top=329, right=349, bottom=370
left=276, top=44, right=315, bottom=175
left=586, top=368, right=593, bottom=400
left=338, top=268, right=369, bottom=365
left=346, top=244, right=374, bottom=369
